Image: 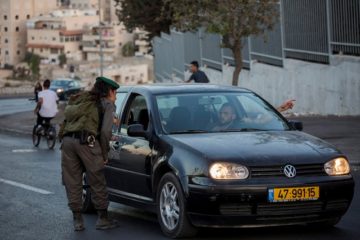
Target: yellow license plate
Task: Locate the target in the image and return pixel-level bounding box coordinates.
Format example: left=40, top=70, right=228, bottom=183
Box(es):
left=268, top=186, right=320, bottom=202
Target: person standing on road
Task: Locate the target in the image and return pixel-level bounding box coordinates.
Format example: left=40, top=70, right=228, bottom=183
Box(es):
left=34, top=79, right=58, bottom=131
left=34, top=81, right=42, bottom=102
left=185, top=61, right=210, bottom=83
left=60, top=76, right=119, bottom=231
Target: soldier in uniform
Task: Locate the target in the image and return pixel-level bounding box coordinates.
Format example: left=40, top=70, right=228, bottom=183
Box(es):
left=60, top=77, right=119, bottom=231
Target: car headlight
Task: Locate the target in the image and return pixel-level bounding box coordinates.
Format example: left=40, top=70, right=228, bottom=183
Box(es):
left=209, top=163, right=249, bottom=180
left=324, top=157, right=350, bottom=176
left=56, top=88, right=64, bottom=93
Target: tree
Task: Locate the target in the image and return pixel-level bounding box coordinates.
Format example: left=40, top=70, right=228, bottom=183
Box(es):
left=114, top=0, right=172, bottom=40
left=24, top=52, right=41, bottom=80
left=122, top=41, right=135, bottom=57
left=58, top=53, right=67, bottom=67
left=164, top=0, right=278, bottom=86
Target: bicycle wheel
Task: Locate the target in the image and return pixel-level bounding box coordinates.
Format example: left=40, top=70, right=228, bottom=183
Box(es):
left=46, top=126, right=56, bottom=149
left=32, top=125, right=41, bottom=147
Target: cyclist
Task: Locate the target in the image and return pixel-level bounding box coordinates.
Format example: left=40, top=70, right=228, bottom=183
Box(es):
left=34, top=79, right=59, bottom=133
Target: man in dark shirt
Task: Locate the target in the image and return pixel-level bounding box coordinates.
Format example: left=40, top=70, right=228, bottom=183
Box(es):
left=186, top=61, right=210, bottom=83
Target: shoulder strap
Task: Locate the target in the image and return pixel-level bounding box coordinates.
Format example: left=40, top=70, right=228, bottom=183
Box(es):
left=97, top=100, right=105, bottom=135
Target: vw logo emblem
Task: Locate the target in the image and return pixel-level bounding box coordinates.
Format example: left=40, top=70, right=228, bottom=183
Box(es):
left=283, top=165, right=296, bottom=178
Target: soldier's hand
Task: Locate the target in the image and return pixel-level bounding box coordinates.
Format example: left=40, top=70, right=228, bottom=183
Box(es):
left=104, top=158, right=108, bottom=165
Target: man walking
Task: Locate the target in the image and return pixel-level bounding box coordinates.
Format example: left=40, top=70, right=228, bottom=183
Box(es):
left=60, top=76, right=119, bottom=231
left=186, top=60, right=210, bottom=83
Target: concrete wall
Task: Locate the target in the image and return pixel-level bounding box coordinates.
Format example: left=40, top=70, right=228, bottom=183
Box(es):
left=172, top=56, right=360, bottom=116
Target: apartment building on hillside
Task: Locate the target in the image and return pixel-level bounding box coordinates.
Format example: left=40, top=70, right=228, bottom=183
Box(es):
left=26, top=9, right=99, bottom=64
left=0, top=0, right=60, bottom=68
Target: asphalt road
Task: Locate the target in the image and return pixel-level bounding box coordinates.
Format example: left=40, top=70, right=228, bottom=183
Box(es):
left=0, top=98, right=34, bottom=116
left=0, top=133, right=359, bottom=240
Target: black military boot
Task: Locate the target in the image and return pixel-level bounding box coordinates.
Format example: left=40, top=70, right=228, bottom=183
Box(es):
left=72, top=211, right=85, bottom=231
left=95, top=209, right=118, bottom=230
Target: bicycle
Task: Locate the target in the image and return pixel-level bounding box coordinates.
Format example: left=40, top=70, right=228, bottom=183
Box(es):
left=32, top=122, right=57, bottom=149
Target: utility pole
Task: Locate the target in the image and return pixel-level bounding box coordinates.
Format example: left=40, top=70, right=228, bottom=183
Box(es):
left=98, top=0, right=104, bottom=76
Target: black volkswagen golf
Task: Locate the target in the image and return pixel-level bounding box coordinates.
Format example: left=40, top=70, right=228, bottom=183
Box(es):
left=82, top=84, right=354, bottom=238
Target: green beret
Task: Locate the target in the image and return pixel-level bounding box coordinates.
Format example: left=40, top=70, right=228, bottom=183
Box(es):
left=96, top=76, right=119, bottom=89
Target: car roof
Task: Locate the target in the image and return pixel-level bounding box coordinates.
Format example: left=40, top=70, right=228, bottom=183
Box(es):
left=117, top=83, right=252, bottom=95
left=52, top=78, right=77, bottom=82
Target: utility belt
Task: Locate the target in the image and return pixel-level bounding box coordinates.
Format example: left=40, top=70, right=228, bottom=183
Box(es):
left=64, top=131, right=98, bottom=147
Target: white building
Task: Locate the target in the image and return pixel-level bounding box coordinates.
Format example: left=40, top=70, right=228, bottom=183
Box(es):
left=0, top=0, right=60, bottom=68
left=26, top=9, right=99, bottom=63
left=82, top=23, right=133, bottom=62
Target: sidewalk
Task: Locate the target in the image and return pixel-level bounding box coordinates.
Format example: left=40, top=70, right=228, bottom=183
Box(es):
left=0, top=111, right=359, bottom=166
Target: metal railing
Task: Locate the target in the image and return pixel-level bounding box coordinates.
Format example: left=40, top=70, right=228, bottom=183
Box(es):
left=153, top=0, right=360, bottom=81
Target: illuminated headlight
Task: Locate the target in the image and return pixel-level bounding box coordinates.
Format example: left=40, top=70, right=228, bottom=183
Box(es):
left=324, top=157, right=350, bottom=176
left=209, top=163, right=249, bottom=180
left=56, top=88, right=64, bottom=93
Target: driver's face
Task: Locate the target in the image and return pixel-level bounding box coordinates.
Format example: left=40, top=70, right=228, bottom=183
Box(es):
left=219, top=106, right=236, bottom=124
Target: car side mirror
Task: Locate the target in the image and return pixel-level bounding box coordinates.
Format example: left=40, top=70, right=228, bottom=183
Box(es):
left=288, top=120, right=303, bottom=131
left=127, top=124, right=146, bottom=138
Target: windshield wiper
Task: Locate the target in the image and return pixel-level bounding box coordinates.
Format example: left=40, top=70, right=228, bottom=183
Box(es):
left=169, top=130, right=209, bottom=134
left=218, top=128, right=266, bottom=132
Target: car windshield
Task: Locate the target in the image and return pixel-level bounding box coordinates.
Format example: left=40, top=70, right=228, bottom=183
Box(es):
left=52, top=80, right=70, bottom=86
left=156, top=92, right=289, bottom=134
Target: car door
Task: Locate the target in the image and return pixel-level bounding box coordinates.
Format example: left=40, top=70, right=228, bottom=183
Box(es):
left=106, top=93, right=153, bottom=202
left=105, top=91, right=128, bottom=190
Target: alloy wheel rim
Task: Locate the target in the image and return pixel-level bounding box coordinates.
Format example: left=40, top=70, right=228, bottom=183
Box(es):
left=160, top=182, right=180, bottom=231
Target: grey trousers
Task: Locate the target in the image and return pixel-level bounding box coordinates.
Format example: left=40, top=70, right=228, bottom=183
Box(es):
left=61, top=136, right=109, bottom=211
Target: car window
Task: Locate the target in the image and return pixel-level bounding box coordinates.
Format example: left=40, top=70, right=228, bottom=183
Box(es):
left=115, top=92, right=127, bottom=115
left=156, top=96, right=179, bottom=119
left=73, top=81, right=80, bottom=87
left=156, top=92, right=289, bottom=134
left=120, top=94, right=149, bottom=136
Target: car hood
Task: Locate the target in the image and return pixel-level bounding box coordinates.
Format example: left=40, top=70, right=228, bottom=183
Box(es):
left=166, top=131, right=342, bottom=166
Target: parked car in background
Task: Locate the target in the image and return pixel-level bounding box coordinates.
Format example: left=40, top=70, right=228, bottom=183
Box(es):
left=82, top=84, right=354, bottom=238
left=50, top=78, right=83, bottom=100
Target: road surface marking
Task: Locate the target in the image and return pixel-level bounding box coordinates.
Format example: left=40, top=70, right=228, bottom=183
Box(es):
left=0, top=178, right=53, bottom=195
left=12, top=149, right=38, bottom=153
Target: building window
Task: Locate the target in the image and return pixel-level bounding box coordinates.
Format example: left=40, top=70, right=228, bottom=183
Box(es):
left=17, top=50, right=20, bottom=55
left=5, top=39, right=8, bottom=43
left=16, top=27, right=19, bottom=32
left=5, top=51, right=9, bottom=55
left=27, top=14, right=30, bottom=19
left=52, top=37, right=56, bottom=41
left=4, top=15, right=7, bottom=20
left=32, top=36, right=35, bottom=40
left=50, top=49, right=58, bottom=54
left=15, top=15, right=19, bottom=20
left=40, top=48, right=43, bottom=53
left=4, top=27, right=8, bottom=32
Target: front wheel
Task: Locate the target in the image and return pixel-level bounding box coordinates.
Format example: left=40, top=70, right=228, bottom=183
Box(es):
left=32, top=125, right=41, bottom=147
left=157, top=173, right=197, bottom=238
left=46, top=126, right=56, bottom=149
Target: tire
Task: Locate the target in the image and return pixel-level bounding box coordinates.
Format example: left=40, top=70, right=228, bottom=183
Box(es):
left=32, top=125, right=41, bottom=147
left=157, top=172, right=197, bottom=238
left=81, top=172, right=96, bottom=214
left=46, top=126, right=56, bottom=150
